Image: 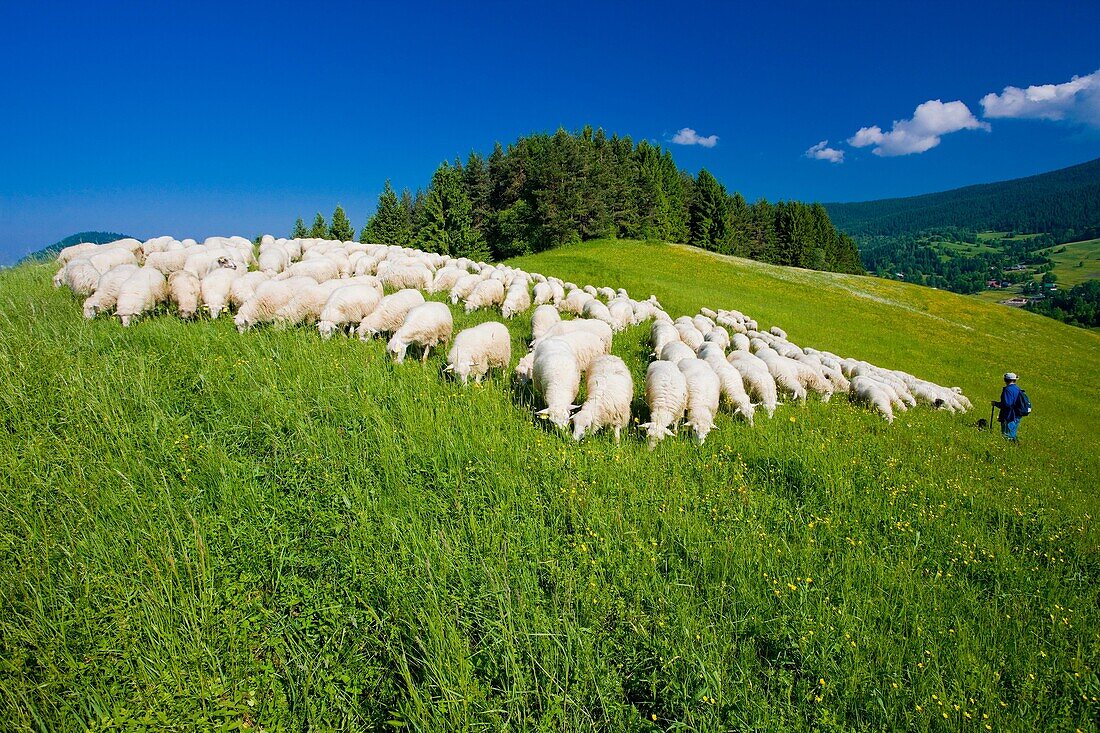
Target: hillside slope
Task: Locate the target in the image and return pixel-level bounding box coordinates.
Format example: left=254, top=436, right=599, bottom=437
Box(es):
left=825, top=157, right=1100, bottom=241
left=0, top=242, right=1097, bottom=731
left=17, top=231, right=134, bottom=265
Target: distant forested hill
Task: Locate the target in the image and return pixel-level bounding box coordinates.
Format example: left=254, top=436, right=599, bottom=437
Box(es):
left=826, top=157, right=1100, bottom=243
left=300, top=126, right=865, bottom=275
left=19, top=232, right=133, bottom=264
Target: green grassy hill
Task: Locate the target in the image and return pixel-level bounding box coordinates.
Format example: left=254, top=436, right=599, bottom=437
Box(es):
left=1, top=241, right=1097, bottom=731
left=1045, top=238, right=1100, bottom=288
left=16, top=231, right=133, bottom=265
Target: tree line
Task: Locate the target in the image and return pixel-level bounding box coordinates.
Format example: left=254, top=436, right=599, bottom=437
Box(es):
left=293, top=126, right=864, bottom=274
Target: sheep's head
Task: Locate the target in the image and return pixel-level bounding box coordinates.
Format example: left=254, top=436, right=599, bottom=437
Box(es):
left=571, top=409, right=593, bottom=442
left=53, top=270, right=65, bottom=287
left=217, top=257, right=238, bottom=270
left=318, top=320, right=337, bottom=340
left=119, top=314, right=133, bottom=328
left=640, top=421, right=674, bottom=451
left=387, top=336, right=408, bottom=364
left=234, top=313, right=250, bottom=333
left=82, top=302, right=98, bottom=319
left=688, top=421, right=710, bottom=446
left=536, top=405, right=575, bottom=430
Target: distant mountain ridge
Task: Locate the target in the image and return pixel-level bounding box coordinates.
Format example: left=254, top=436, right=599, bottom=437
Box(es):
left=825, top=157, right=1100, bottom=243
left=19, top=232, right=134, bottom=264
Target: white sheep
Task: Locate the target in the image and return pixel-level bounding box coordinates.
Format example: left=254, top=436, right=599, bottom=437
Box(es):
left=531, top=304, right=561, bottom=342
left=703, top=326, right=730, bottom=350
left=381, top=265, right=432, bottom=291
left=276, top=258, right=340, bottom=283
left=464, top=279, right=506, bottom=313
left=59, top=258, right=107, bottom=296
left=755, top=348, right=808, bottom=402
left=701, top=352, right=755, bottom=425
left=201, top=267, right=241, bottom=319
left=642, top=360, right=688, bottom=450
left=651, top=321, right=680, bottom=356
left=116, top=267, right=168, bottom=327
left=582, top=299, right=617, bottom=329
left=559, top=288, right=593, bottom=315
left=678, top=358, right=721, bottom=445
left=535, top=319, right=613, bottom=353
left=533, top=281, right=555, bottom=306
left=318, top=284, right=384, bottom=339
left=387, top=302, right=453, bottom=363
left=692, top=315, right=715, bottom=335
left=769, top=326, right=788, bottom=339
left=545, top=329, right=609, bottom=373
left=235, top=276, right=318, bottom=332
left=228, top=271, right=272, bottom=311
left=850, top=375, right=895, bottom=423
left=727, top=351, right=778, bottom=417
left=82, top=264, right=140, bottom=318
left=501, top=282, right=531, bottom=319
left=356, top=289, right=426, bottom=338
left=169, top=270, right=202, bottom=320
left=731, top=333, right=751, bottom=352
left=145, top=247, right=198, bottom=276
left=607, top=299, right=636, bottom=331
left=429, top=267, right=464, bottom=294
left=56, top=241, right=100, bottom=266
left=275, top=279, right=354, bottom=326
left=660, top=341, right=697, bottom=364
left=446, top=321, right=512, bottom=383
left=258, top=245, right=291, bottom=274
left=531, top=337, right=582, bottom=429
left=571, top=355, right=634, bottom=442
left=674, top=321, right=705, bottom=350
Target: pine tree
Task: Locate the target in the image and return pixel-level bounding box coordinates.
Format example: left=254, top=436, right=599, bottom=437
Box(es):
left=689, top=170, right=733, bottom=252
left=363, top=181, right=412, bottom=245
left=309, top=212, right=328, bottom=239
left=463, top=151, right=492, bottom=241
left=415, top=161, right=488, bottom=259
left=329, top=204, right=355, bottom=242
left=292, top=217, right=308, bottom=239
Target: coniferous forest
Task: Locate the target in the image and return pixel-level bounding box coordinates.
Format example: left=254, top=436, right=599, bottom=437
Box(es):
left=296, top=126, right=865, bottom=275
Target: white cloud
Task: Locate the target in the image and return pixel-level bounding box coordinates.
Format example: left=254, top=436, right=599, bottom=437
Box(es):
left=671, top=127, right=719, bottom=148
left=847, top=99, right=990, bottom=156
left=980, top=69, right=1100, bottom=127
left=805, top=140, right=844, bottom=163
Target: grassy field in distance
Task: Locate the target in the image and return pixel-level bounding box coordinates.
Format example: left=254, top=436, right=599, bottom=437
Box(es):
left=0, top=240, right=1097, bottom=731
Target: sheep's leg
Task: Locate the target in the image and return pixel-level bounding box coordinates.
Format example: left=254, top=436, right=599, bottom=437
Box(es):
left=421, top=345, right=431, bottom=364
left=613, top=426, right=621, bottom=444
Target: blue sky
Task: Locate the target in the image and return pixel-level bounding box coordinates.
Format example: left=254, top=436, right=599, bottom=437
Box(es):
left=1, top=0, right=1099, bottom=261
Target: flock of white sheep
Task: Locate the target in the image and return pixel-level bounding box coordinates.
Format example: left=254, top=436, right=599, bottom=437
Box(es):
left=52, top=235, right=973, bottom=448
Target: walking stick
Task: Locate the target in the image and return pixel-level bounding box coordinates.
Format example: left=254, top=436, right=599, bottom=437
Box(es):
left=989, top=403, right=995, bottom=430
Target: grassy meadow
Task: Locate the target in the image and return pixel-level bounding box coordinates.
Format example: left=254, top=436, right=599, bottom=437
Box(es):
left=1044, top=238, right=1100, bottom=288
left=1, top=240, right=1098, bottom=731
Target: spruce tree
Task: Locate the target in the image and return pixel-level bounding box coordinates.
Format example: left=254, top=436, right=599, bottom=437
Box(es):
left=363, top=181, right=412, bottom=245
left=329, top=204, right=355, bottom=242
left=309, top=212, right=328, bottom=239
left=415, top=161, right=487, bottom=259
left=292, top=217, right=308, bottom=239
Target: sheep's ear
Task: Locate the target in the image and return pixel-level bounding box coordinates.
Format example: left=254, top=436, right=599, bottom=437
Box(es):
left=639, top=421, right=652, bottom=430
left=535, top=408, right=549, bottom=418
left=442, top=364, right=454, bottom=372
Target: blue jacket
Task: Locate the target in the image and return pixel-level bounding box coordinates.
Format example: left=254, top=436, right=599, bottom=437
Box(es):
left=997, top=383, right=1021, bottom=422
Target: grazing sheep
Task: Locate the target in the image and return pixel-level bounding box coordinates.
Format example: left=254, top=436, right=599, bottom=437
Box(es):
left=464, top=278, right=506, bottom=313
left=201, top=267, right=241, bottom=319
left=531, top=304, right=561, bottom=341
left=183, top=249, right=240, bottom=279
left=449, top=273, right=482, bottom=304
left=429, top=267, right=464, bottom=294
left=145, top=247, right=198, bottom=276
left=502, top=281, right=532, bottom=319
left=82, top=264, right=140, bottom=318
left=571, top=355, right=633, bottom=442
left=559, top=288, right=593, bottom=316
left=660, top=341, right=697, bottom=364
left=692, top=315, right=715, bottom=335
left=727, top=351, right=779, bottom=417
left=275, top=279, right=354, bottom=325
left=60, top=258, right=107, bottom=296
left=116, top=267, right=168, bottom=327
left=674, top=321, right=705, bottom=350
left=387, top=302, right=454, bottom=363
left=651, top=321, right=680, bottom=356
left=703, top=326, right=730, bottom=350
left=731, top=333, right=751, bottom=352
left=701, top=352, right=755, bottom=425
left=850, top=375, right=895, bottom=423
left=755, top=348, right=808, bottom=402
left=357, top=288, right=426, bottom=338
left=514, top=349, right=536, bottom=384
left=446, top=321, right=512, bottom=383
left=545, top=329, right=609, bottom=373
left=700, top=307, right=717, bottom=319
left=536, top=319, right=613, bottom=353
left=56, top=241, right=100, bottom=266
left=276, top=258, right=340, bottom=283
left=582, top=299, right=617, bottom=329
left=318, top=284, right=384, bottom=339
left=607, top=299, right=636, bottom=331
left=227, top=271, right=271, bottom=310
left=235, top=276, right=318, bottom=332
left=642, top=360, right=689, bottom=450
left=381, top=264, right=432, bottom=291
left=168, top=270, right=202, bottom=320
left=597, top=286, right=617, bottom=302
left=533, top=281, right=556, bottom=306
left=531, top=337, right=582, bottom=429
left=258, top=245, right=291, bottom=274
left=678, top=358, right=721, bottom=445
left=769, top=326, right=788, bottom=339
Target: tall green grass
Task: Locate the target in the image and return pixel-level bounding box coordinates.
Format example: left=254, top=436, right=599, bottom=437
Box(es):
left=0, top=243, right=1097, bottom=731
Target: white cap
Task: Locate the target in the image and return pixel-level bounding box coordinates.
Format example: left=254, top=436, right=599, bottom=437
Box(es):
left=1004, top=372, right=1018, bottom=381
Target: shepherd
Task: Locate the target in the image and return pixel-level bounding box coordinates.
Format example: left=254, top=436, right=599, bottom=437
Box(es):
left=991, top=372, right=1029, bottom=442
